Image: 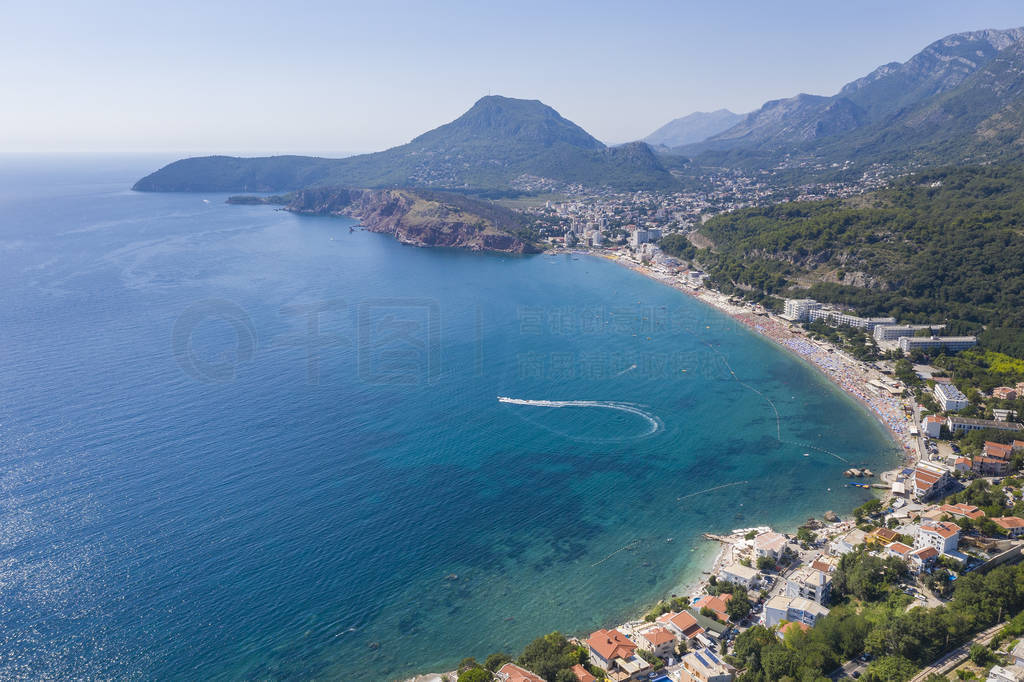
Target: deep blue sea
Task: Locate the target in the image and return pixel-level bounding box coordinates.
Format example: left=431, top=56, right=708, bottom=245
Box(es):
left=0, top=156, right=897, bottom=680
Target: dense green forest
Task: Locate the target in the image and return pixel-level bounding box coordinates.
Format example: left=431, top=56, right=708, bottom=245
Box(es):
left=683, top=165, right=1024, bottom=355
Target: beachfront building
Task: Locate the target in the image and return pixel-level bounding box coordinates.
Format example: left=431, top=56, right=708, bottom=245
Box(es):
left=948, top=417, right=1024, bottom=434
left=782, top=299, right=822, bottom=322
left=873, top=324, right=944, bottom=342
left=763, top=595, right=829, bottom=627
left=933, top=383, right=970, bottom=412
left=634, top=626, right=676, bottom=659
left=898, top=336, right=977, bottom=353
left=630, top=227, right=662, bottom=248
left=587, top=629, right=641, bottom=673
left=910, top=465, right=957, bottom=501
left=753, top=531, right=790, bottom=561
left=718, top=563, right=760, bottom=589
left=785, top=566, right=832, bottom=604
left=678, top=650, right=735, bottom=682
left=924, top=415, right=945, bottom=438
left=657, top=611, right=705, bottom=645
left=807, top=307, right=895, bottom=331
left=992, top=517, right=1024, bottom=538
left=496, top=662, right=545, bottom=682
left=692, top=594, right=732, bottom=623
left=915, top=520, right=961, bottom=554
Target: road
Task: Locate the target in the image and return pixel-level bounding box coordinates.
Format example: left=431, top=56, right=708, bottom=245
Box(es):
left=906, top=621, right=1003, bottom=682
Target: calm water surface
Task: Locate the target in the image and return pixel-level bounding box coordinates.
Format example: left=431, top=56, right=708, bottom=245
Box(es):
left=0, top=156, right=897, bottom=679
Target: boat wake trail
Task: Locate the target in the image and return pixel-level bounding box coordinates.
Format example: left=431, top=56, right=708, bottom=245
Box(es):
left=677, top=480, right=749, bottom=501
left=497, top=397, right=663, bottom=436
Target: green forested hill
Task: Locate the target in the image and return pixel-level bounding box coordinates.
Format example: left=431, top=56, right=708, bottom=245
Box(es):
left=685, top=165, right=1024, bottom=353
left=133, top=96, right=676, bottom=193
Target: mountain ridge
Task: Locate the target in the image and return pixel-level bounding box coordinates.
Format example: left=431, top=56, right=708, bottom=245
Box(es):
left=134, top=96, right=675, bottom=193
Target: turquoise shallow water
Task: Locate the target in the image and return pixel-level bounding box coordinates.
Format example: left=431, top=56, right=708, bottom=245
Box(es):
left=0, top=157, right=898, bottom=680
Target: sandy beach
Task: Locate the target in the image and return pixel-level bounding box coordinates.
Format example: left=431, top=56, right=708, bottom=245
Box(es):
left=604, top=253, right=918, bottom=461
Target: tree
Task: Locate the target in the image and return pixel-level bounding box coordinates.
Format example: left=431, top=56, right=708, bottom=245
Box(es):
left=457, top=668, right=491, bottom=682
left=757, top=556, right=775, bottom=570
left=484, top=653, right=512, bottom=671
left=863, top=655, right=918, bottom=682
left=518, top=632, right=584, bottom=682
left=725, top=586, right=752, bottom=621
left=797, top=527, right=817, bottom=545
left=969, top=644, right=997, bottom=668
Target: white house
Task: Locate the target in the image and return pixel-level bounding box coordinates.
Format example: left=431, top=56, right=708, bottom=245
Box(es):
left=718, top=563, right=760, bottom=589
left=830, top=528, right=867, bottom=555
left=764, top=595, right=829, bottom=627
left=634, top=626, right=676, bottom=659
left=785, top=566, right=831, bottom=605
left=924, top=415, right=945, bottom=438
left=753, top=532, right=790, bottom=561
left=915, top=520, right=961, bottom=554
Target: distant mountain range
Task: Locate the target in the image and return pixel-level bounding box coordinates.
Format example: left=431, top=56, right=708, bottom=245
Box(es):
left=670, top=27, right=1024, bottom=174
left=133, top=96, right=675, bottom=193
left=136, top=26, right=1024, bottom=194
left=643, top=109, right=743, bottom=148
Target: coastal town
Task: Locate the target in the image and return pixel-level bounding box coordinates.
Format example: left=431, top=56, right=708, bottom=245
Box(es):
left=412, top=229, right=1024, bottom=682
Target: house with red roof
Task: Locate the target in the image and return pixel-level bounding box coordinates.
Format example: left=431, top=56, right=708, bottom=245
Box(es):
left=939, top=503, right=985, bottom=520
left=992, top=516, right=1024, bottom=538
left=916, top=520, right=961, bottom=554
left=635, top=626, right=676, bottom=658
left=571, top=664, right=597, bottom=682
left=973, top=455, right=1010, bottom=477
left=924, top=414, right=945, bottom=438
left=984, top=441, right=1013, bottom=460
left=586, top=629, right=650, bottom=678
left=885, top=541, right=912, bottom=559
left=908, top=546, right=939, bottom=572
left=657, top=610, right=705, bottom=644
left=497, top=662, right=545, bottom=682
left=692, top=593, right=733, bottom=623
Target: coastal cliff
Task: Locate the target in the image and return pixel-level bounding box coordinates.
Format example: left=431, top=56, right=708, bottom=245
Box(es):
left=230, top=187, right=540, bottom=254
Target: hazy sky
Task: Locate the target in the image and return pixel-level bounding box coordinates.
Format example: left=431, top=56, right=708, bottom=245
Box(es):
left=3, top=1, right=1023, bottom=155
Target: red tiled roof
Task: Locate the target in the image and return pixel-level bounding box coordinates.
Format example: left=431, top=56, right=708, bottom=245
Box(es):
left=921, top=521, right=960, bottom=539
left=780, top=621, right=811, bottom=635
left=993, top=516, right=1024, bottom=530
left=911, top=546, right=939, bottom=561
left=571, top=664, right=597, bottom=682
left=940, top=503, right=984, bottom=520
left=886, top=542, right=912, bottom=555
left=640, top=627, right=676, bottom=647
left=587, top=629, right=636, bottom=662
left=499, top=663, right=545, bottom=682
left=658, top=610, right=704, bottom=639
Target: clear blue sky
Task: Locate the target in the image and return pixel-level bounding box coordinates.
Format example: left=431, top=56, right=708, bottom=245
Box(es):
left=3, top=1, right=1023, bottom=154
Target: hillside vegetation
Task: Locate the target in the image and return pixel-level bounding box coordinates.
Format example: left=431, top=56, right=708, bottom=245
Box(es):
left=682, top=165, right=1024, bottom=353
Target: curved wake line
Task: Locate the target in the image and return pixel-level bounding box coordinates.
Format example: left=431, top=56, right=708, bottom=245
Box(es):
left=677, top=480, right=749, bottom=501
left=497, top=397, right=663, bottom=436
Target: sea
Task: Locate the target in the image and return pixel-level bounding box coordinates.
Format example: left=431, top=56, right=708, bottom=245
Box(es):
left=0, top=155, right=898, bottom=680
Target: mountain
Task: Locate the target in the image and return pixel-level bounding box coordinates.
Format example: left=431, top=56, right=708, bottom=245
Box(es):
left=643, top=109, right=743, bottom=147
left=134, top=96, right=676, bottom=193
left=675, top=27, right=1024, bottom=166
